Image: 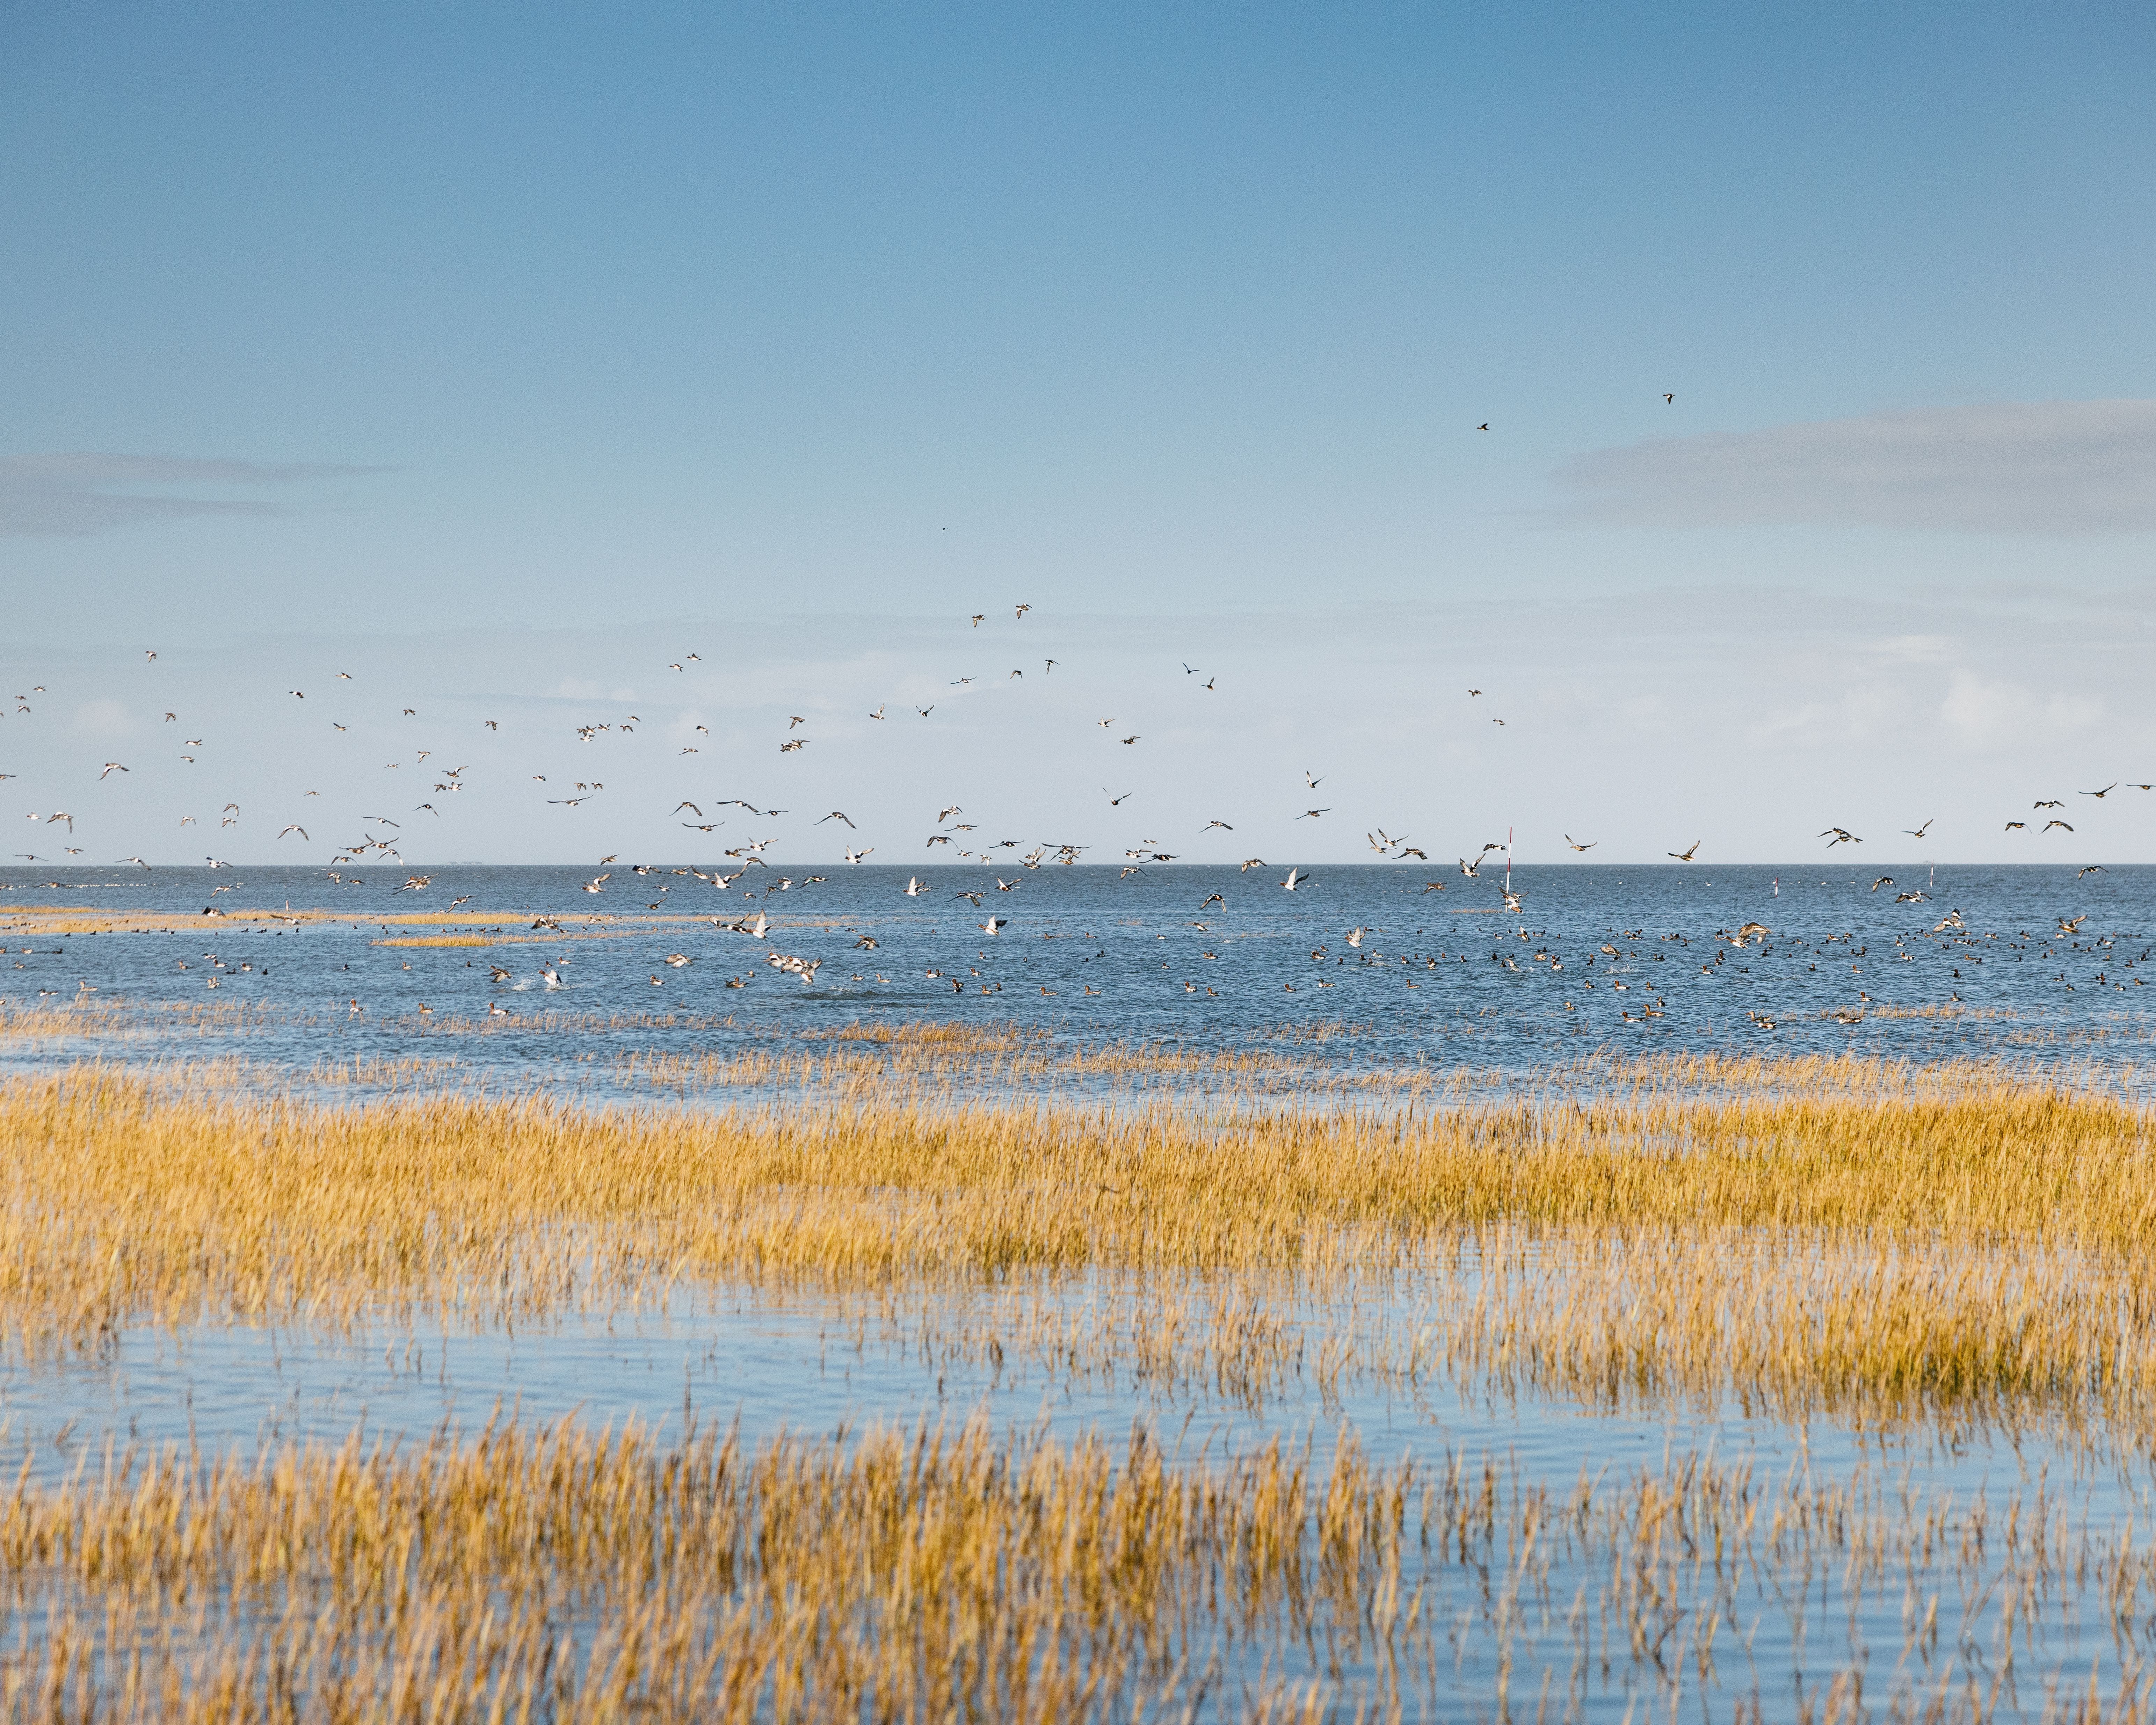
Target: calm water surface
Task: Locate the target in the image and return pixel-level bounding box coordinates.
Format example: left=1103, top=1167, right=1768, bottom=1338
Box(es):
left=3, top=861, right=2150, bottom=1096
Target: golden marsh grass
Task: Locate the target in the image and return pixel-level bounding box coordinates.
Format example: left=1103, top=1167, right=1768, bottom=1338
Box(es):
left=5, top=1060, right=2156, bottom=1428
left=5, top=1413, right=2156, bottom=1720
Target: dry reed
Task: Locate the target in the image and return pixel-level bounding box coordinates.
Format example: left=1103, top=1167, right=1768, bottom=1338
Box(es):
left=3, top=1413, right=2156, bottom=1720
left=4, top=1062, right=2156, bottom=1428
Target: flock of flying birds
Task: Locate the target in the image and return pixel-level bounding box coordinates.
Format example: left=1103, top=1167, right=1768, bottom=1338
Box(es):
left=4, top=609, right=2140, bottom=889
left=0, top=604, right=2147, bottom=1019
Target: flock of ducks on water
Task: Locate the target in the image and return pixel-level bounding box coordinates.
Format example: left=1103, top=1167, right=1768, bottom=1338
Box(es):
left=1, top=603, right=2147, bottom=1023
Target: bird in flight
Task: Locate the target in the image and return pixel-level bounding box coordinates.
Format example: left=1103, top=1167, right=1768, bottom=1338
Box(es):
left=817, top=811, right=856, bottom=828
left=1668, top=840, right=1701, bottom=861
left=1663, top=393, right=1674, bottom=404
left=2004, top=820, right=2026, bottom=831
left=1903, top=818, right=1934, bottom=838
left=1819, top=828, right=1860, bottom=847
left=2044, top=819, right=2074, bottom=833
left=99, top=762, right=128, bottom=779
left=1564, top=835, right=1596, bottom=851
left=2082, top=784, right=2118, bottom=798
left=1281, top=867, right=1309, bottom=891
left=277, top=825, right=308, bottom=841
left=1294, top=809, right=1329, bottom=820
left=1200, top=819, right=1233, bottom=832
left=1475, top=423, right=1489, bottom=432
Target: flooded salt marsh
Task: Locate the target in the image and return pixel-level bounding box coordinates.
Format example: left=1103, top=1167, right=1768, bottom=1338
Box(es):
left=7, top=865, right=2156, bottom=1713
left=11, top=1274, right=2156, bottom=1721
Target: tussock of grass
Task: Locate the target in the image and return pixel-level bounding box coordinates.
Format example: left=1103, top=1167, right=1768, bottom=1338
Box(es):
left=4, top=1062, right=2156, bottom=1425
left=4, top=1413, right=2155, bottom=1720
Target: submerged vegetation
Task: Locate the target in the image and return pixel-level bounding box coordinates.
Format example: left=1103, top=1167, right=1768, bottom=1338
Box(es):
left=5, top=1056, right=2156, bottom=1715
left=12, top=1411, right=2156, bottom=1722
left=2, top=1058, right=2154, bottom=1427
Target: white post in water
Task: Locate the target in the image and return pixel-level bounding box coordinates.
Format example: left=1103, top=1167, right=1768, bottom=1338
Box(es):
left=1504, top=826, right=1513, bottom=893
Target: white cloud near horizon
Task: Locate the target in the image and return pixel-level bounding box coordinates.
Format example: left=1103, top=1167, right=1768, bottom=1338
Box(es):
left=0, top=452, right=386, bottom=537
left=1549, top=400, right=2156, bottom=534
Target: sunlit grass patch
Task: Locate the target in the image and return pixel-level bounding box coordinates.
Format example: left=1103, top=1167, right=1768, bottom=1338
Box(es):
left=3, top=1411, right=2152, bottom=1720
left=2, top=1060, right=2155, bottom=1430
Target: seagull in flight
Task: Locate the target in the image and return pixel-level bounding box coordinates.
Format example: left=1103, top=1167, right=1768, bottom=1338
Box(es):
left=1903, top=818, right=1934, bottom=838
left=817, top=811, right=856, bottom=828
left=1668, top=840, right=1701, bottom=861
left=277, top=825, right=308, bottom=841
left=1281, top=867, right=1310, bottom=891
left=2082, top=783, right=2119, bottom=798
left=1563, top=835, right=1596, bottom=851
left=1819, top=828, right=1861, bottom=847
left=99, top=762, right=129, bottom=779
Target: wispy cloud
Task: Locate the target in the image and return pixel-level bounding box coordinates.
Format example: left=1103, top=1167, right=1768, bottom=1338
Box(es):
left=0, top=452, right=386, bottom=537
left=1548, top=400, right=2156, bottom=533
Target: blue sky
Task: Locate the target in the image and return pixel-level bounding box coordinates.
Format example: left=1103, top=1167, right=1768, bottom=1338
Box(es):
left=2, top=3, right=2153, bottom=863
